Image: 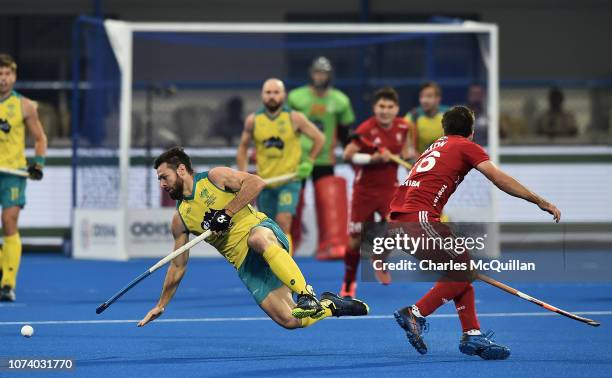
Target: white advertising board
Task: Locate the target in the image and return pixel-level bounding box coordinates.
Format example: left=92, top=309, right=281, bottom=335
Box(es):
left=126, top=208, right=219, bottom=258
left=72, top=209, right=127, bottom=260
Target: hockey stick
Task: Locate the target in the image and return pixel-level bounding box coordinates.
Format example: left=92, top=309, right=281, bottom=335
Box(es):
left=477, top=273, right=600, bottom=327
left=352, top=134, right=413, bottom=170
left=262, top=172, right=297, bottom=186
left=96, top=230, right=212, bottom=314
left=0, top=167, right=30, bottom=178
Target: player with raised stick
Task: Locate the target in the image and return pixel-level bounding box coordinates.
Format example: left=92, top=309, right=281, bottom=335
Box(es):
left=0, top=53, right=47, bottom=302
left=340, top=87, right=412, bottom=298
left=389, top=106, right=561, bottom=360
left=237, top=78, right=325, bottom=255
left=137, top=147, right=368, bottom=329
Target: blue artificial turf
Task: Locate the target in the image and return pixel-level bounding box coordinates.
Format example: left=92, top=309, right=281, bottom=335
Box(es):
left=1, top=254, right=611, bottom=377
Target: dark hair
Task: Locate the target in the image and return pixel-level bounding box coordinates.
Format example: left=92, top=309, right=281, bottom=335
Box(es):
left=419, top=81, right=441, bottom=97
left=373, top=87, right=399, bottom=105
left=154, top=146, right=194, bottom=174
left=0, top=54, right=17, bottom=72
left=442, top=106, right=475, bottom=137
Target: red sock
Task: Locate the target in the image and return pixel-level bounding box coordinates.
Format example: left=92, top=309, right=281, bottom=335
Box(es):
left=415, top=281, right=469, bottom=317
left=343, top=245, right=360, bottom=284
left=453, top=283, right=480, bottom=332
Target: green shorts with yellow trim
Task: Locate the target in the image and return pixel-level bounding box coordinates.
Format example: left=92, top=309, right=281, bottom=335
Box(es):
left=256, top=181, right=301, bottom=220
left=0, top=173, right=27, bottom=209
left=237, top=218, right=290, bottom=305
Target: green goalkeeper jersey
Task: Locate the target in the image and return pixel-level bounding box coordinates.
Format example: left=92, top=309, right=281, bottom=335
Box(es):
left=288, top=86, right=355, bottom=166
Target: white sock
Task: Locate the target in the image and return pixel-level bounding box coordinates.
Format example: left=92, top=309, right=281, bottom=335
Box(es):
left=466, top=329, right=482, bottom=336
left=411, top=305, right=424, bottom=318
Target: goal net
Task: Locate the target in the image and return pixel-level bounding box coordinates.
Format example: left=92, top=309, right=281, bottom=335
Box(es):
left=71, top=19, right=499, bottom=260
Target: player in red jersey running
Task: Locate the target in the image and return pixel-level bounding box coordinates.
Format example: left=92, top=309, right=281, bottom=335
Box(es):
left=341, top=87, right=413, bottom=298
left=390, top=106, right=561, bottom=360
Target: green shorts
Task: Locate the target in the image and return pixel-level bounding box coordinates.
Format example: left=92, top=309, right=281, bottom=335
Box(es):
left=256, top=181, right=301, bottom=220
left=0, top=173, right=26, bottom=209
left=237, top=218, right=290, bottom=305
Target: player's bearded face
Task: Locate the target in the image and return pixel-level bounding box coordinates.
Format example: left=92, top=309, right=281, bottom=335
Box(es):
left=264, top=98, right=282, bottom=113
left=0, top=68, right=16, bottom=95
left=262, top=86, right=285, bottom=113
left=167, top=174, right=185, bottom=200
left=310, top=71, right=331, bottom=90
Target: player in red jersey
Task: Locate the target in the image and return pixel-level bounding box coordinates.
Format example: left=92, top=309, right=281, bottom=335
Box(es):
left=341, top=87, right=413, bottom=298
left=390, top=106, right=561, bottom=360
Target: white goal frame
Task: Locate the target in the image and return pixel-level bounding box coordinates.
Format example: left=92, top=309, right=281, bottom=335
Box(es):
left=75, top=20, right=499, bottom=260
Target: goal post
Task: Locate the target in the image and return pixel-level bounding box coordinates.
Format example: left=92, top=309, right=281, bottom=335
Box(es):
left=72, top=19, right=499, bottom=260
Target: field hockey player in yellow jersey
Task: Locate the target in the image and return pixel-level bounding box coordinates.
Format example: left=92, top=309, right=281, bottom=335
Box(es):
left=406, top=81, right=450, bottom=227
left=237, top=78, right=325, bottom=255
left=138, top=147, right=368, bottom=329
left=0, top=54, right=47, bottom=302
left=405, top=81, right=449, bottom=158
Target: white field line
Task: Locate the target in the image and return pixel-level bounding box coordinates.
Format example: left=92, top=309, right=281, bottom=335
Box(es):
left=0, top=311, right=610, bottom=326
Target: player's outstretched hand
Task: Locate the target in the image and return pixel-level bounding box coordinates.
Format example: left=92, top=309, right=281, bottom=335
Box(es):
left=538, top=201, right=561, bottom=223
left=138, top=306, right=165, bottom=327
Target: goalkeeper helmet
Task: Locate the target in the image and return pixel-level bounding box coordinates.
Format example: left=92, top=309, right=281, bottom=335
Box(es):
left=309, top=56, right=333, bottom=90
left=310, top=56, right=333, bottom=73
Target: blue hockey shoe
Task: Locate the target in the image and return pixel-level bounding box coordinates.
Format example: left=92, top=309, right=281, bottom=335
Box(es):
left=459, top=330, right=511, bottom=360
left=394, top=307, right=428, bottom=355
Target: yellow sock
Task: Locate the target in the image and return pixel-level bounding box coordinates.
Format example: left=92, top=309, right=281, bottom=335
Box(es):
left=300, top=300, right=333, bottom=328
left=287, top=234, right=294, bottom=256
left=263, top=243, right=308, bottom=295
left=1, top=233, right=22, bottom=288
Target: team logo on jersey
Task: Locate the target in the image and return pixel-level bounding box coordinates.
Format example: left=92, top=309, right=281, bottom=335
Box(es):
left=309, top=104, right=327, bottom=117
left=263, top=136, right=285, bottom=150
left=373, top=137, right=382, bottom=146
left=7, top=103, right=16, bottom=119
left=0, top=118, right=10, bottom=134
left=396, top=133, right=403, bottom=143
left=199, top=187, right=216, bottom=207
left=277, top=122, right=287, bottom=134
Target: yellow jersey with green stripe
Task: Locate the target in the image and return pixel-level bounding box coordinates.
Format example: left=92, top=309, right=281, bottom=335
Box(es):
left=253, top=106, right=301, bottom=181
left=0, top=91, right=26, bottom=169
left=406, top=105, right=449, bottom=153
left=176, top=172, right=267, bottom=269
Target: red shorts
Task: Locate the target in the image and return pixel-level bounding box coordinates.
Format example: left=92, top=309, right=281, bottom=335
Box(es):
left=349, top=186, right=396, bottom=235
left=388, top=211, right=473, bottom=280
